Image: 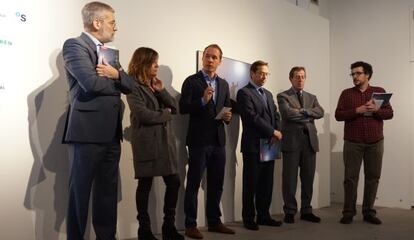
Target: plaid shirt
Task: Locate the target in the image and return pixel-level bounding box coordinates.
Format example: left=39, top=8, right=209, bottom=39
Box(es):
left=335, top=85, right=393, bottom=143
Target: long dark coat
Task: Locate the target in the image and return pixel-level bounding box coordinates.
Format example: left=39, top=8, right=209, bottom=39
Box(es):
left=126, top=82, right=177, bottom=178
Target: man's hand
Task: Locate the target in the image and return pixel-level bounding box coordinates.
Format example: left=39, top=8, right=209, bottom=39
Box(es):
left=365, top=99, right=379, bottom=112
left=151, top=77, right=164, bottom=92
left=96, top=59, right=119, bottom=80
left=273, top=130, right=282, bottom=140
left=356, top=100, right=378, bottom=114
left=299, top=108, right=309, bottom=118
left=222, top=111, right=232, bottom=122
left=203, top=86, right=214, bottom=103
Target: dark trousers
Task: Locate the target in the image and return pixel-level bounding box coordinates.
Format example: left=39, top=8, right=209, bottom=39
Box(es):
left=282, top=134, right=316, bottom=215
left=184, top=146, right=226, bottom=228
left=242, top=153, right=275, bottom=223
left=342, top=140, right=384, bottom=217
left=67, top=142, right=120, bottom=240
left=136, top=174, right=180, bottom=230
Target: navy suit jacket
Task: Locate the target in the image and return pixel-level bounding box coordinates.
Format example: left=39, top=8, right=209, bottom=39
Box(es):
left=237, top=83, right=281, bottom=153
left=62, top=33, right=134, bottom=143
left=179, top=71, right=231, bottom=147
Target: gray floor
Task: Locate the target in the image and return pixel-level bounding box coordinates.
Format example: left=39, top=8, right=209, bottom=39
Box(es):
left=137, top=203, right=414, bottom=240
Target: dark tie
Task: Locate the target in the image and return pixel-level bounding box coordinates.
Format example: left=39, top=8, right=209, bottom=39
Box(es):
left=258, top=88, right=267, bottom=105
left=296, top=91, right=303, bottom=108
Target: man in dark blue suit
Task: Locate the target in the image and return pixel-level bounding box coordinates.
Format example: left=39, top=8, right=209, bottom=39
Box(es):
left=62, top=2, right=134, bottom=239
left=180, top=44, right=235, bottom=239
left=237, top=60, right=283, bottom=231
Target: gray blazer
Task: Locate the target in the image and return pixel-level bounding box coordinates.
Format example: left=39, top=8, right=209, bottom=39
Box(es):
left=127, top=82, right=178, bottom=178
left=277, top=88, right=324, bottom=152
left=62, top=33, right=134, bottom=143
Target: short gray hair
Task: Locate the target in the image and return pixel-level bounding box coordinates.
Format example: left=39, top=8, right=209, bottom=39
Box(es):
left=81, top=1, right=114, bottom=30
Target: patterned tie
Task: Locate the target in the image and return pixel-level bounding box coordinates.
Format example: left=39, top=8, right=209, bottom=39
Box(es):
left=296, top=91, right=303, bottom=108
left=207, top=80, right=216, bottom=104
left=97, top=44, right=103, bottom=64
left=97, top=43, right=103, bottom=52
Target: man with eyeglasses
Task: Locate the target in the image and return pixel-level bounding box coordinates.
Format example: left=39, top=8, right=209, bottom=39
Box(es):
left=277, top=67, right=324, bottom=224
left=237, top=60, right=283, bottom=231
left=335, top=61, right=393, bottom=225
left=62, top=2, right=134, bottom=239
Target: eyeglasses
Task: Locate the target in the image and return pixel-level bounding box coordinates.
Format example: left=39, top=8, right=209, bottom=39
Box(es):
left=256, top=72, right=270, bottom=77
left=349, top=72, right=364, bottom=77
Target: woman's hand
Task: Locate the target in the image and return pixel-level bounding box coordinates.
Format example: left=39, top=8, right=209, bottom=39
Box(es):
left=151, top=77, right=164, bottom=92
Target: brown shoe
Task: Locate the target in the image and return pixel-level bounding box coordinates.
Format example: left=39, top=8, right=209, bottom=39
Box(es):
left=185, top=227, right=203, bottom=239
left=208, top=223, right=235, bottom=234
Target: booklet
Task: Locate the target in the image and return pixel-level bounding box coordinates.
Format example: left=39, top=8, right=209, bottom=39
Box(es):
left=98, top=46, right=120, bottom=69
left=364, top=92, right=393, bottom=116
left=215, top=107, right=232, bottom=120
left=259, top=138, right=281, bottom=162
left=371, top=92, right=392, bottom=108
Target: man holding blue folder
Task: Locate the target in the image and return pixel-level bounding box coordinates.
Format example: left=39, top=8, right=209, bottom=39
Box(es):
left=237, top=60, right=283, bottom=231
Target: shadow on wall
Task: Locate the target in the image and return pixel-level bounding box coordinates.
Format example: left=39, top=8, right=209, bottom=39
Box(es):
left=315, top=113, right=338, bottom=207
left=329, top=112, right=344, bottom=203
left=24, top=50, right=71, bottom=239
left=222, top=101, right=240, bottom=222
left=160, top=65, right=189, bottom=230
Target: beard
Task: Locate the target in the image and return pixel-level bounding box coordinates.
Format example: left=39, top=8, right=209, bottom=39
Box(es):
left=353, top=79, right=361, bottom=86
left=98, top=28, right=114, bottom=43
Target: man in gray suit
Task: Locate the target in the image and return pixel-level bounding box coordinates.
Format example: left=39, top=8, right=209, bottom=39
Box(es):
left=277, top=66, right=324, bottom=224
left=62, top=2, right=134, bottom=239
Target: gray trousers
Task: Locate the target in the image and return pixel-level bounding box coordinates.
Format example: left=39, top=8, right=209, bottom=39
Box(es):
left=282, top=133, right=316, bottom=215
left=342, top=139, right=384, bottom=217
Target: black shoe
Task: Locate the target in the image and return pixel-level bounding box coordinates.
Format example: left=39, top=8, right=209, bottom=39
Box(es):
left=340, top=216, right=353, bottom=224
left=363, top=215, right=382, bottom=225
left=243, top=221, right=259, bottom=231
left=300, top=213, right=321, bottom=223
left=162, top=223, right=184, bottom=240
left=257, top=218, right=283, bottom=227
left=284, top=214, right=295, bottom=224
left=138, top=228, right=159, bottom=240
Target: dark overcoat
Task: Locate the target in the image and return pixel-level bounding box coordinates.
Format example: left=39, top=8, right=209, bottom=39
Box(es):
left=127, top=82, right=178, bottom=178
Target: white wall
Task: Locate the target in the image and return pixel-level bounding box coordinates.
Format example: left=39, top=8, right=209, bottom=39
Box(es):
left=328, top=0, right=414, bottom=209
left=0, top=0, right=329, bottom=239
left=115, top=0, right=331, bottom=238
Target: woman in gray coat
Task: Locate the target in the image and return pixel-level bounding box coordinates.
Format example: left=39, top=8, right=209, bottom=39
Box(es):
left=127, top=47, right=183, bottom=240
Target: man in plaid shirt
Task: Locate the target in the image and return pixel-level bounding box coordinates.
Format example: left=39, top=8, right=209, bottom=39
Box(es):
left=335, top=61, right=393, bottom=225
